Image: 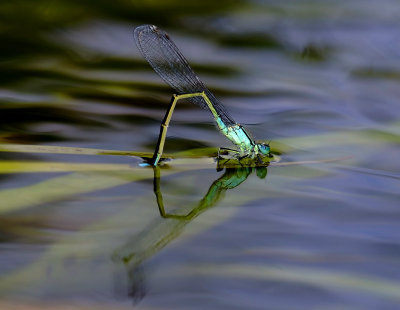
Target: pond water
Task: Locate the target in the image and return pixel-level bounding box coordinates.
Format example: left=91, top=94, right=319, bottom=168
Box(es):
left=1, top=1, right=400, bottom=309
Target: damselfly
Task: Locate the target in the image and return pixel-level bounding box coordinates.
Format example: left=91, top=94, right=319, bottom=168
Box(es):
left=134, top=25, right=270, bottom=166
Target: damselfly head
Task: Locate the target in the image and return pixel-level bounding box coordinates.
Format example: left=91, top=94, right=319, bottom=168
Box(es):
left=257, top=143, right=270, bottom=156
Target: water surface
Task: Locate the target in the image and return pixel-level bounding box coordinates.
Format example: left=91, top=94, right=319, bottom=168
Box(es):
left=1, top=1, right=400, bottom=309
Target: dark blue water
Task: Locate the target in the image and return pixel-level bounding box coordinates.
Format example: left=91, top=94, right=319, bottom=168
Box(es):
left=1, top=1, right=399, bottom=309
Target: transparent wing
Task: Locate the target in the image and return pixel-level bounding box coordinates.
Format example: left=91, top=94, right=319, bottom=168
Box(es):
left=134, top=24, right=236, bottom=126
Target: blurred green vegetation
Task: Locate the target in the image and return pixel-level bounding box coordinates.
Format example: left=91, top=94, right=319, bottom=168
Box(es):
left=0, top=0, right=244, bottom=59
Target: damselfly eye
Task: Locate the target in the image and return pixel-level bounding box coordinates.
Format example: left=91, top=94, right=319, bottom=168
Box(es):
left=258, top=143, right=270, bottom=155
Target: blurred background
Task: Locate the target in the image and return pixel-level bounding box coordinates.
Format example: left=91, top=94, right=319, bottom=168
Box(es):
left=1, top=1, right=400, bottom=310
left=2, top=0, right=398, bottom=152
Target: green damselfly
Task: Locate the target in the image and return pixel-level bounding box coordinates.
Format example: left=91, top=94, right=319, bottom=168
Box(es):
left=134, top=25, right=271, bottom=166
